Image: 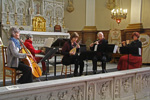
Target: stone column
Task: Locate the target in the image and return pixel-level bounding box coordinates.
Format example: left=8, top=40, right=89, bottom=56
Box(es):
left=82, top=0, right=97, bottom=48
left=126, top=0, right=143, bottom=29
left=124, top=0, right=143, bottom=40
left=0, top=46, right=3, bottom=79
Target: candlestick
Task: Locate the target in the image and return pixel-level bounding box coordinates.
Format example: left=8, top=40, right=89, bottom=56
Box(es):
left=15, top=13, right=18, bottom=25
left=6, top=11, right=10, bottom=24
left=23, top=13, right=26, bottom=26
left=49, top=16, right=52, bottom=27
left=62, top=17, right=65, bottom=28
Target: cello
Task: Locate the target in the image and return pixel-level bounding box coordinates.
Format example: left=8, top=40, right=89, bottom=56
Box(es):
left=19, top=39, right=42, bottom=78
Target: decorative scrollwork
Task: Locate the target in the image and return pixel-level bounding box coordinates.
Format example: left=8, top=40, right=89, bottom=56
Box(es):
left=71, top=86, right=83, bottom=100
left=114, top=79, right=120, bottom=98
left=122, top=78, right=130, bottom=93
left=57, top=91, right=68, bottom=100
left=66, top=0, right=74, bottom=13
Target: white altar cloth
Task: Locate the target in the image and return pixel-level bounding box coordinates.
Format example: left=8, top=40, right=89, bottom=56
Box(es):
left=20, top=31, right=70, bottom=37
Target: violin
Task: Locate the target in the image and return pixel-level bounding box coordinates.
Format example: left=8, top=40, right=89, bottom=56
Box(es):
left=19, top=39, right=42, bottom=78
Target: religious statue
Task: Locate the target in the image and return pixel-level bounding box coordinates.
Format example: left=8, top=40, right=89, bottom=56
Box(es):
left=36, top=3, right=40, bottom=14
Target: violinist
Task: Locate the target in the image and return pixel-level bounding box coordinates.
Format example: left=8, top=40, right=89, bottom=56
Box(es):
left=62, top=32, right=84, bottom=76
left=117, top=32, right=142, bottom=70
left=90, top=32, right=108, bottom=74
left=7, top=27, right=33, bottom=84
left=24, top=34, right=46, bottom=75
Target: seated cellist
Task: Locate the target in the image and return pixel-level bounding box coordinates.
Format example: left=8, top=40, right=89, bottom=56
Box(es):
left=117, top=32, right=142, bottom=70
left=7, top=27, right=33, bottom=84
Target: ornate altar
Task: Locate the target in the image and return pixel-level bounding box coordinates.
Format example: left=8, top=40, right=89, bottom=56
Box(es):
left=1, top=0, right=66, bottom=34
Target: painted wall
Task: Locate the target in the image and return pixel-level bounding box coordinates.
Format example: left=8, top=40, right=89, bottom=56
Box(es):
left=63, top=0, right=150, bottom=31
left=95, top=0, right=131, bottom=30
left=64, top=0, right=86, bottom=31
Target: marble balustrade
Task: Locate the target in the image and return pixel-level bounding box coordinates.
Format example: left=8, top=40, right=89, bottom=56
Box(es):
left=0, top=67, right=150, bottom=100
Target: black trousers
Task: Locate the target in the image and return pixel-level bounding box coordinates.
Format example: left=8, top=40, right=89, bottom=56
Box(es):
left=62, top=55, right=84, bottom=75
left=12, top=62, right=33, bottom=84
left=92, top=55, right=107, bottom=72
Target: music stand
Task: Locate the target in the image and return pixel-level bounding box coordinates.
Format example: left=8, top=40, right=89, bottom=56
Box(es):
left=97, top=44, right=115, bottom=73
left=51, top=38, right=69, bottom=48
left=120, top=47, right=140, bottom=69
left=40, top=48, right=58, bottom=80
left=79, top=45, right=97, bottom=75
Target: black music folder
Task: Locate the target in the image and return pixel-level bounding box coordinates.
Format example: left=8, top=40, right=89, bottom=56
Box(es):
left=96, top=44, right=116, bottom=53
left=120, top=47, right=141, bottom=55
left=79, top=45, right=97, bottom=60
left=51, top=38, right=69, bottom=47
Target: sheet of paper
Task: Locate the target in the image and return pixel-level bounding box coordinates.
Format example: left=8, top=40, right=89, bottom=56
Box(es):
left=94, top=45, right=98, bottom=51
left=44, top=38, right=54, bottom=47
left=139, top=48, right=141, bottom=56
left=113, top=45, right=118, bottom=53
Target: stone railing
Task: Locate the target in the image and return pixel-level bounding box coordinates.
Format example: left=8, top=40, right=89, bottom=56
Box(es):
left=0, top=67, right=150, bottom=100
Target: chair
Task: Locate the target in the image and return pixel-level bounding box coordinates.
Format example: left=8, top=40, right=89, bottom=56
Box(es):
left=2, top=46, right=20, bottom=86
left=61, top=64, right=73, bottom=77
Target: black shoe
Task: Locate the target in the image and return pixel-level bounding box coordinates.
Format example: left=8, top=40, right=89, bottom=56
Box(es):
left=79, top=72, right=83, bottom=76
left=93, top=70, right=97, bottom=74
left=102, top=69, right=107, bottom=73
left=74, top=73, right=78, bottom=77
left=17, top=79, right=23, bottom=84
left=42, top=71, right=46, bottom=75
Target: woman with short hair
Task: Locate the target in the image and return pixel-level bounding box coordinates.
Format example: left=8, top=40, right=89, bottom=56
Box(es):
left=62, top=32, right=84, bottom=76
left=117, top=32, right=142, bottom=70
left=7, top=27, right=33, bottom=84
left=24, top=34, right=46, bottom=75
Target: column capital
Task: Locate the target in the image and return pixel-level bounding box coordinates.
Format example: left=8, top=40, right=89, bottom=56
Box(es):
left=82, top=26, right=97, bottom=32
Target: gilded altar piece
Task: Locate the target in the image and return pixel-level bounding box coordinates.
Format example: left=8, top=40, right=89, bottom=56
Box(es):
left=32, top=16, right=46, bottom=32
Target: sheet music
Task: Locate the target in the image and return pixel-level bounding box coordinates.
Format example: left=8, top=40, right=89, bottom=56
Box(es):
left=113, top=45, right=118, bottom=53
left=44, top=38, right=54, bottom=47
left=94, top=45, right=98, bottom=51
left=139, top=48, right=141, bottom=56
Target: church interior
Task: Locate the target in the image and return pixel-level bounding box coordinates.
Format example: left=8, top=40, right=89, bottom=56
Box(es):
left=0, top=0, right=150, bottom=100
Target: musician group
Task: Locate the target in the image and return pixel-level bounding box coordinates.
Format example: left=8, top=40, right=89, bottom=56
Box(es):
left=6, top=27, right=142, bottom=84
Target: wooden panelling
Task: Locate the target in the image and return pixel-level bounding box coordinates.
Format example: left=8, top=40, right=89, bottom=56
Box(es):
left=68, top=28, right=150, bottom=45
